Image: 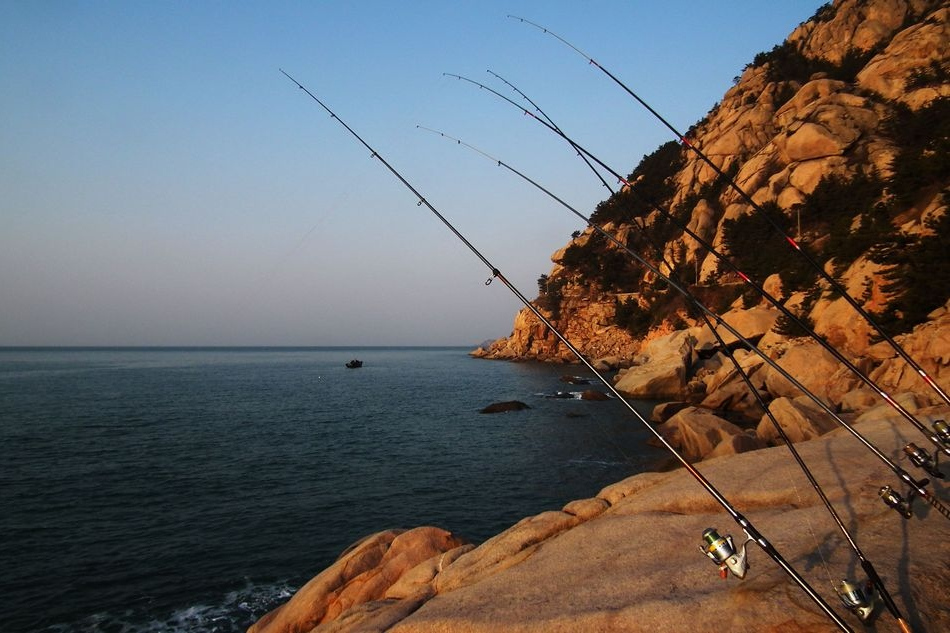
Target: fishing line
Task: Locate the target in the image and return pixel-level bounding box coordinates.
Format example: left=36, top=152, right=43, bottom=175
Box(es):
left=281, top=69, right=854, bottom=633
left=507, top=14, right=950, bottom=412
left=445, top=71, right=950, bottom=461
left=418, top=126, right=918, bottom=628
left=485, top=69, right=615, bottom=195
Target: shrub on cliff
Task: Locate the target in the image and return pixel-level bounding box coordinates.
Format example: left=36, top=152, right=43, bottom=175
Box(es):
left=718, top=202, right=817, bottom=292
left=885, top=97, right=950, bottom=208
left=614, top=297, right=652, bottom=336
left=802, top=172, right=891, bottom=272
left=750, top=40, right=877, bottom=87
left=591, top=140, right=684, bottom=225
left=871, top=209, right=950, bottom=335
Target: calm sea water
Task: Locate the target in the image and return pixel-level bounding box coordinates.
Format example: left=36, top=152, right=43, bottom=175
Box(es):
left=0, top=347, right=665, bottom=633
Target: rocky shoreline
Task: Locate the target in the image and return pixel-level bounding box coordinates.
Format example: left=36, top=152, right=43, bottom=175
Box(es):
left=248, top=306, right=950, bottom=633
left=248, top=406, right=949, bottom=633
left=246, top=283, right=950, bottom=633
left=475, top=300, right=950, bottom=464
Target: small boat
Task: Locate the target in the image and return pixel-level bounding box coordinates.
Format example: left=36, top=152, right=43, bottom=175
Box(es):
left=345, top=359, right=363, bottom=368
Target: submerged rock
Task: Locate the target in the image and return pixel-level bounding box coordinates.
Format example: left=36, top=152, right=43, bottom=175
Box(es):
left=479, top=401, right=531, bottom=414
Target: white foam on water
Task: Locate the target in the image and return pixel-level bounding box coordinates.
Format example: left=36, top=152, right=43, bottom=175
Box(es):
left=45, top=581, right=296, bottom=633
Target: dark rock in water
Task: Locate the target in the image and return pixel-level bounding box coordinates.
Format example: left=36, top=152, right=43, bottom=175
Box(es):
left=560, top=375, right=591, bottom=385
left=544, top=391, right=575, bottom=399
left=345, top=359, right=363, bottom=368
left=480, top=401, right=531, bottom=414
left=580, top=390, right=611, bottom=401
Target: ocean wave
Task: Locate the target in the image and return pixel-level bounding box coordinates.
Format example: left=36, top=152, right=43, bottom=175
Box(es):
left=42, top=581, right=295, bottom=633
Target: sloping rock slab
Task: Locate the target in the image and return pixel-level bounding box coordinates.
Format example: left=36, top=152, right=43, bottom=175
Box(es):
left=383, top=414, right=950, bottom=633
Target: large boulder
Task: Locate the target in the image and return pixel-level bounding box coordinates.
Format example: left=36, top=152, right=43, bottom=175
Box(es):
left=868, top=305, right=950, bottom=396
left=699, top=362, right=769, bottom=420
left=614, top=331, right=694, bottom=399
left=757, top=396, right=839, bottom=445
left=654, top=406, right=752, bottom=462
left=839, top=387, right=882, bottom=412
left=762, top=340, right=843, bottom=404
left=651, top=401, right=690, bottom=423
left=697, top=349, right=769, bottom=420
left=691, top=306, right=779, bottom=352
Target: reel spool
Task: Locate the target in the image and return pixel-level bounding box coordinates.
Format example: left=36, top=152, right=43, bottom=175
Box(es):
left=933, top=419, right=950, bottom=447
left=700, top=527, right=750, bottom=579
left=903, top=442, right=944, bottom=479
left=879, top=485, right=914, bottom=519
left=835, top=578, right=879, bottom=623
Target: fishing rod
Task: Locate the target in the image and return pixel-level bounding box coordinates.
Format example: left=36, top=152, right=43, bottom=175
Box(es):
left=418, top=125, right=913, bottom=630
left=280, top=68, right=855, bottom=633
left=417, top=116, right=948, bottom=524
left=507, top=14, right=950, bottom=411
left=445, top=71, right=950, bottom=463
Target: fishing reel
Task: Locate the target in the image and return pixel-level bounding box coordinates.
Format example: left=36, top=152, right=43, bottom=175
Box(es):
left=934, top=419, right=950, bottom=447
left=903, top=442, right=945, bottom=479
left=879, top=485, right=916, bottom=519
left=835, top=578, right=880, bottom=623
left=700, top=527, right=751, bottom=579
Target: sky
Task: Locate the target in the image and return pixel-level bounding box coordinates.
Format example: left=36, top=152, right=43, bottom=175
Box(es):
left=1, top=0, right=828, bottom=347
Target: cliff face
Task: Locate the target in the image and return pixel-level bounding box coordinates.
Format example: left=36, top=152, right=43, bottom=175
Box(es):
left=475, top=0, right=949, bottom=376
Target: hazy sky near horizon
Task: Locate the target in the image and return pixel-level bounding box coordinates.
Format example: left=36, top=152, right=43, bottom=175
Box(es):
left=2, top=1, right=826, bottom=346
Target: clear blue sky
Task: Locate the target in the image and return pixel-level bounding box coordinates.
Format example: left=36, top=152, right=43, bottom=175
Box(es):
left=1, top=1, right=826, bottom=346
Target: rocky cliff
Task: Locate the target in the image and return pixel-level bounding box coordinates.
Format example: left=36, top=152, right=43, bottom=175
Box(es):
left=474, top=0, right=950, bottom=402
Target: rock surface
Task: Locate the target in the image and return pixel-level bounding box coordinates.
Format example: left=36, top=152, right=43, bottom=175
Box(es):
left=249, top=527, right=469, bottom=633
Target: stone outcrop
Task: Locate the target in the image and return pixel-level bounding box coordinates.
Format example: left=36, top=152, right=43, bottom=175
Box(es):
left=756, top=396, right=839, bottom=445
left=690, top=305, right=779, bottom=352
left=249, top=527, right=470, bottom=633
left=869, top=304, right=950, bottom=393
left=613, top=331, right=694, bottom=398
left=761, top=340, right=845, bottom=404
left=654, top=407, right=761, bottom=461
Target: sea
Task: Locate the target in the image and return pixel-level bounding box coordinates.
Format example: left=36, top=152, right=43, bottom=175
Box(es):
left=0, top=347, right=667, bottom=633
